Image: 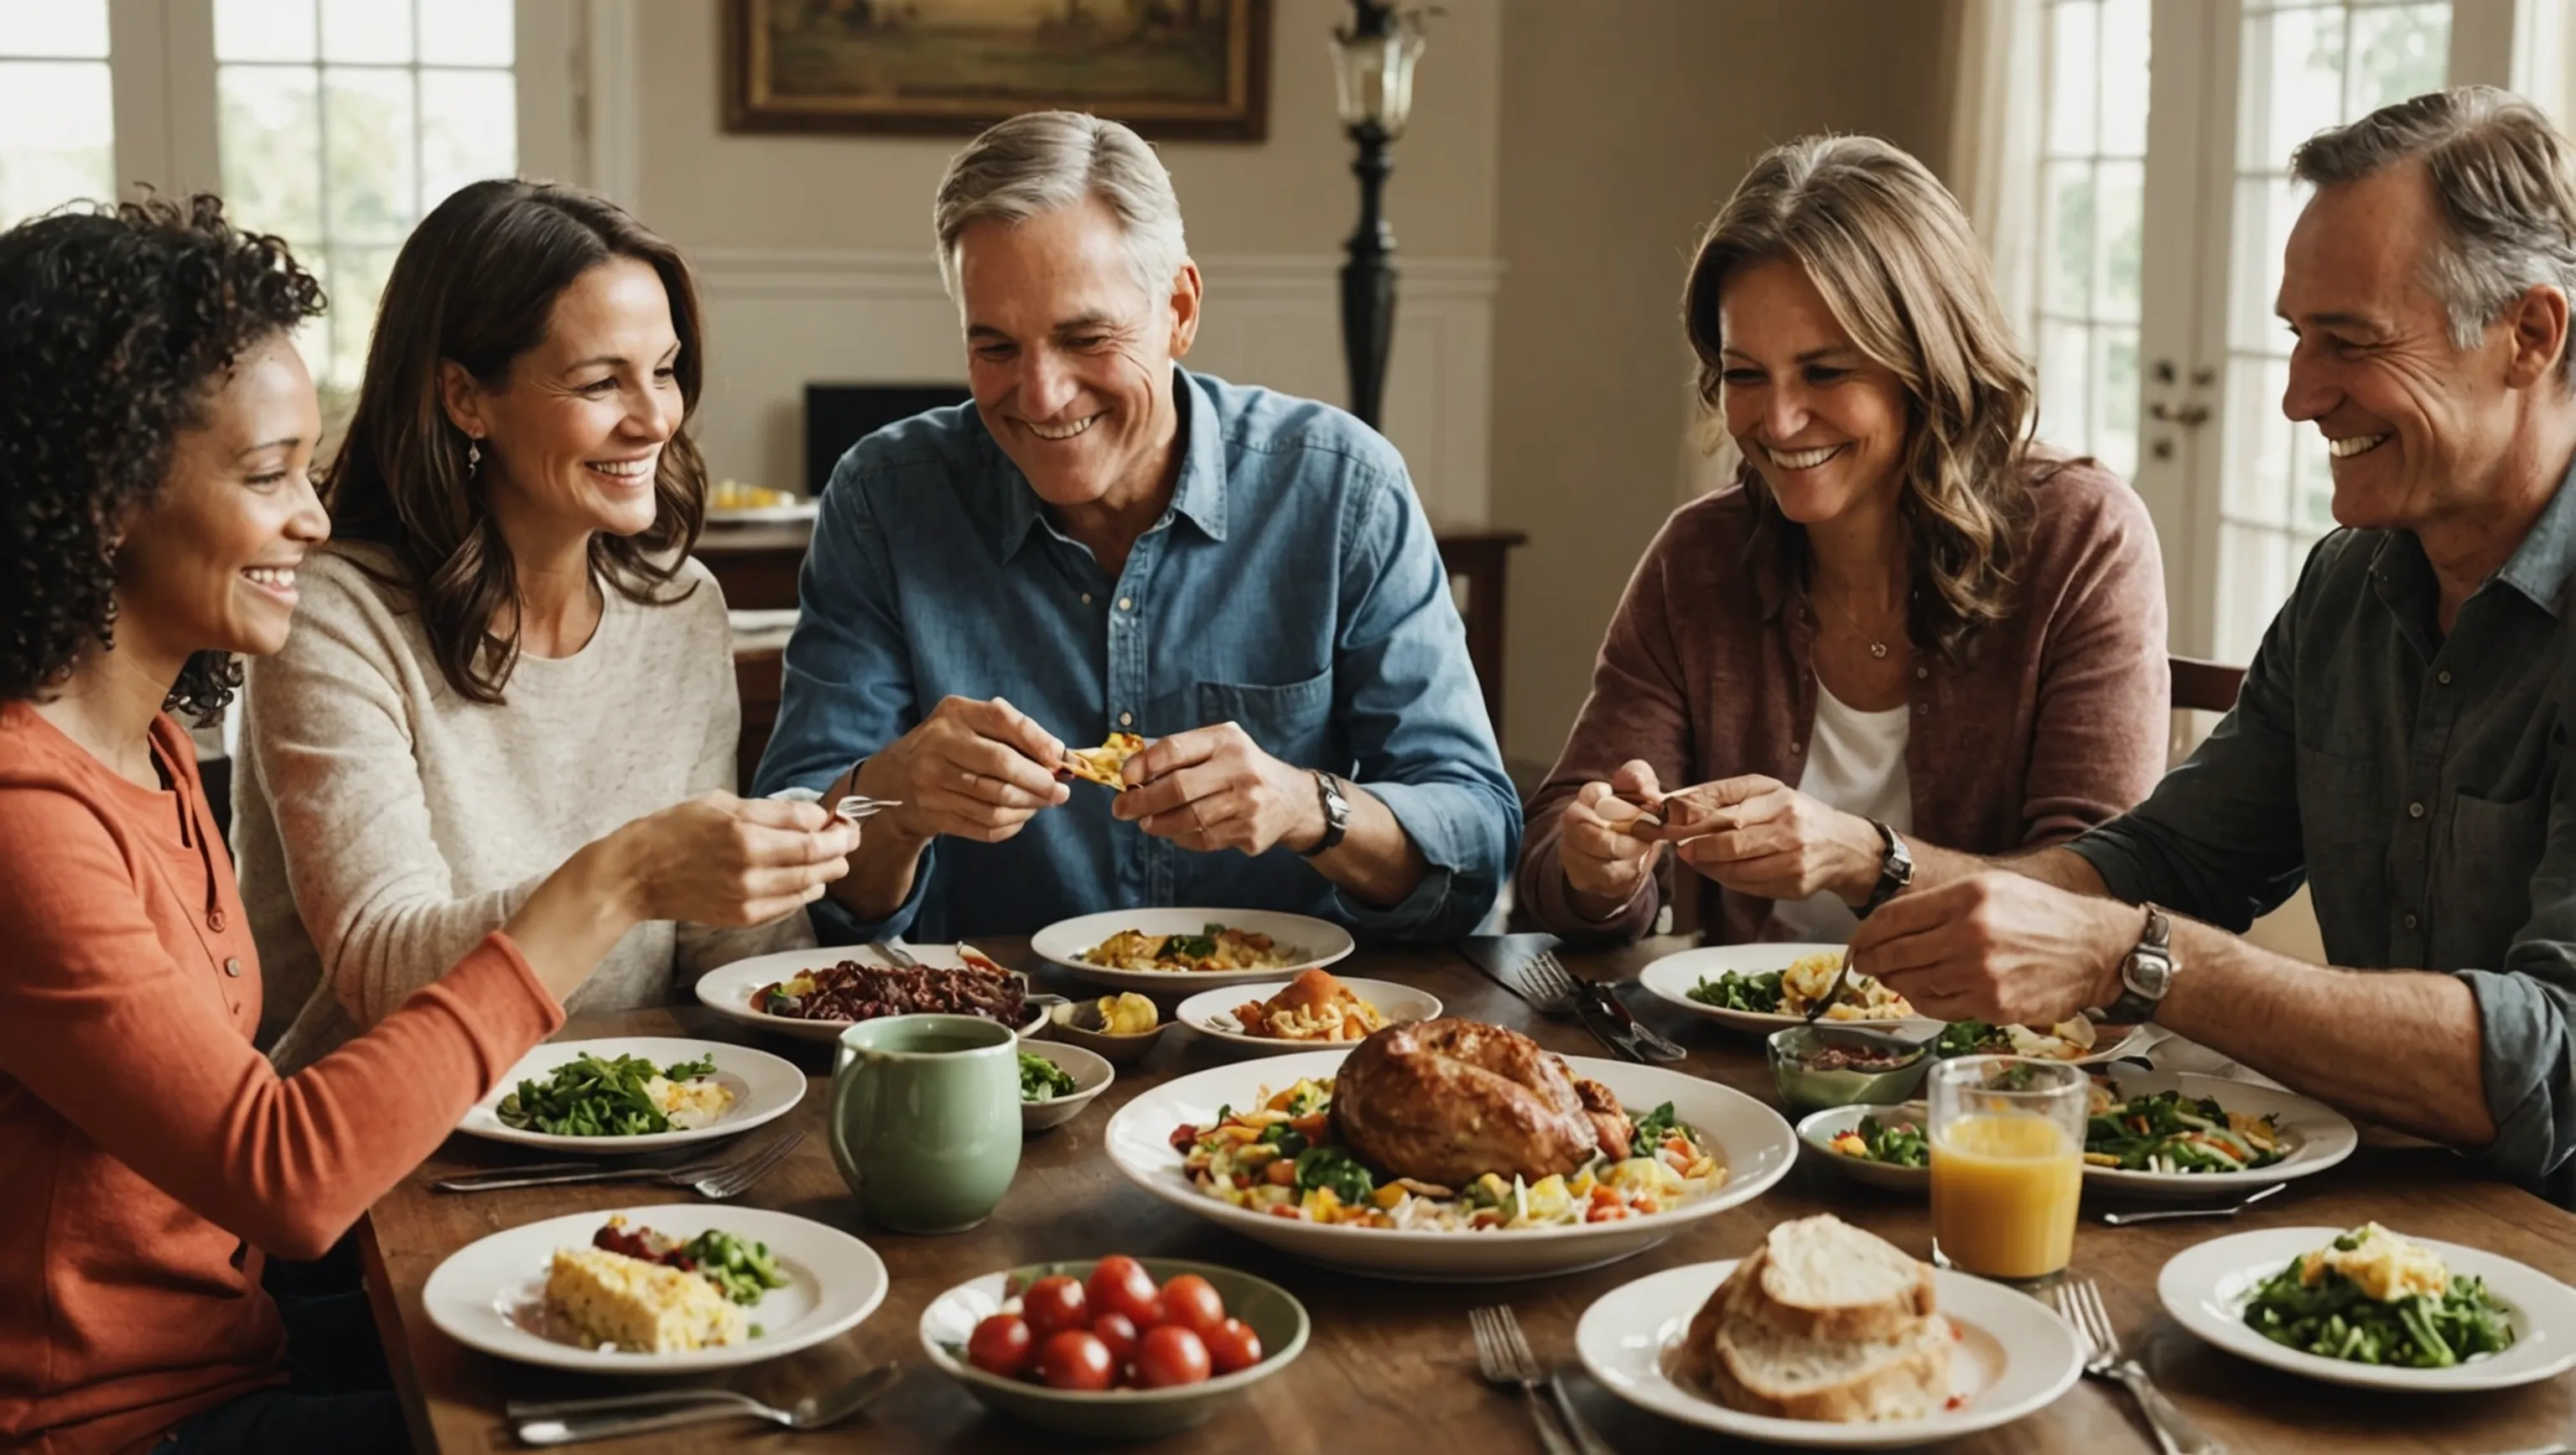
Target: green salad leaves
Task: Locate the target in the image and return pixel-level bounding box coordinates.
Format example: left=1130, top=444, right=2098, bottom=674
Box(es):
left=1018, top=1051, right=1078, bottom=1104
left=1685, top=969, right=1784, bottom=1014
left=2242, top=1228, right=2516, bottom=1368
left=495, top=1052, right=716, bottom=1137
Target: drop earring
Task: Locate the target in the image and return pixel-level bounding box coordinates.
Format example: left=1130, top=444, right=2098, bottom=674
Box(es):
left=466, top=438, right=482, bottom=476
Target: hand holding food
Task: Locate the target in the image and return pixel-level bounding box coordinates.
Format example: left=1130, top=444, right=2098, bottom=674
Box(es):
left=961, top=1257, right=1267, bottom=1391
left=1558, top=760, right=1668, bottom=913
left=1660, top=774, right=1885, bottom=905
left=605, top=792, right=859, bottom=928
left=1850, top=871, right=2133, bottom=1026
left=851, top=694, right=1072, bottom=845
left=1109, top=721, right=1324, bottom=855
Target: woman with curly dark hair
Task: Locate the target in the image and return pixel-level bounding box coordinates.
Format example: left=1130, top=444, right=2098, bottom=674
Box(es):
left=229, top=179, right=844, bottom=1071
left=1516, top=135, right=2171, bottom=946
left=0, top=198, right=855, bottom=1454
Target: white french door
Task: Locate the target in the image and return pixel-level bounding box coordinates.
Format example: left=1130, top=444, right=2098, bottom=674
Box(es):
left=2030, top=0, right=2551, bottom=665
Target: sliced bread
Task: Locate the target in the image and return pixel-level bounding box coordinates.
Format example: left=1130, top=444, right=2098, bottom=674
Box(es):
left=1741, top=1214, right=1936, bottom=1343
left=1708, top=1310, right=1955, bottom=1423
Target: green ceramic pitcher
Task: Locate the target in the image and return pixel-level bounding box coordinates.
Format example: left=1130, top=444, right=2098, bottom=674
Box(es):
left=828, top=1013, right=1021, bottom=1233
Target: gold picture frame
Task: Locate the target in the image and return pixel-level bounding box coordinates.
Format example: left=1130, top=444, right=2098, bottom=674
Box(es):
left=724, top=0, right=1271, bottom=142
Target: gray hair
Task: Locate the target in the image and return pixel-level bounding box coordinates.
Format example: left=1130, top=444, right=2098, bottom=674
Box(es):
left=932, top=111, right=1191, bottom=305
left=2292, top=86, right=2576, bottom=380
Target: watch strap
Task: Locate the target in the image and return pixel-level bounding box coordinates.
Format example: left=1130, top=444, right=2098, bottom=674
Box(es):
left=2100, top=902, right=2175, bottom=1024
left=1301, top=770, right=1350, bottom=856
left=1854, top=821, right=1914, bottom=918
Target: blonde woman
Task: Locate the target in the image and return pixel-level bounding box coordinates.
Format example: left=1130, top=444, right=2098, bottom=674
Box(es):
left=1517, top=134, right=2170, bottom=945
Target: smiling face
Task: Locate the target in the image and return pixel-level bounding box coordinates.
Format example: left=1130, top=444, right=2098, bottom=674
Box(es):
left=2277, top=160, right=2527, bottom=533
left=1715, top=255, right=1914, bottom=526
left=441, top=256, right=682, bottom=543
left=955, top=197, right=1200, bottom=512
left=112, top=332, right=329, bottom=663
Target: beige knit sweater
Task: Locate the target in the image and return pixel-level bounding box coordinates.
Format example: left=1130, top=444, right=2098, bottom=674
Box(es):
left=235, top=544, right=813, bottom=1072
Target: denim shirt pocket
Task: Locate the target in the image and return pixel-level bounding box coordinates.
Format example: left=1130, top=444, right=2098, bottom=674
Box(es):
left=2442, top=788, right=2547, bottom=953
left=1197, top=669, right=1337, bottom=771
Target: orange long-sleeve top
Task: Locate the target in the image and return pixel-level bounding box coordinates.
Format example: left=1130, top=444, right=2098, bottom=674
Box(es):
left=0, top=701, right=564, bottom=1454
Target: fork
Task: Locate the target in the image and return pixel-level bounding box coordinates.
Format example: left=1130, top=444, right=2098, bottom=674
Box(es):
left=2052, top=1276, right=2228, bottom=1455
left=833, top=795, right=901, bottom=824
left=1525, top=951, right=1688, bottom=1061
left=512, top=1364, right=900, bottom=1444
left=870, top=940, right=922, bottom=969
left=1803, top=946, right=1857, bottom=1025
left=1467, top=1307, right=1578, bottom=1455
left=2101, top=1182, right=2287, bottom=1226
left=433, top=1129, right=803, bottom=1198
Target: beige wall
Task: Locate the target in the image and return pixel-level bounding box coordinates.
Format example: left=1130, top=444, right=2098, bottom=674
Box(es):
left=634, top=0, right=1503, bottom=259
left=1488, top=0, right=1955, bottom=773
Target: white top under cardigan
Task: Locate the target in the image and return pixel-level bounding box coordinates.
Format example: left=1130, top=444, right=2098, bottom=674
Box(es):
left=1768, top=681, right=1914, bottom=944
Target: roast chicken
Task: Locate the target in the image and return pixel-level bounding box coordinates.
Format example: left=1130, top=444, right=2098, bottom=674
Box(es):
left=1331, top=1017, right=1630, bottom=1187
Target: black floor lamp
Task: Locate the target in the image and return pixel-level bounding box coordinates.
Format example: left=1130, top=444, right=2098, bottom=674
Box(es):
left=1331, top=1, right=1428, bottom=431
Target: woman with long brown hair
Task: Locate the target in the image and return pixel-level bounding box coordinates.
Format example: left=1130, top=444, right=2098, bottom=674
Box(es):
left=1516, top=135, right=2170, bottom=945
left=232, top=179, right=853, bottom=1068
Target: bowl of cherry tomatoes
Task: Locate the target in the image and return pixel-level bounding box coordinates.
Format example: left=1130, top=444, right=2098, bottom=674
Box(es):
left=919, top=1254, right=1308, bottom=1437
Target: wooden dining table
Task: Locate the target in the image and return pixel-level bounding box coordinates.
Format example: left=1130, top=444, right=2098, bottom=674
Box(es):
left=363, top=937, right=2576, bottom=1452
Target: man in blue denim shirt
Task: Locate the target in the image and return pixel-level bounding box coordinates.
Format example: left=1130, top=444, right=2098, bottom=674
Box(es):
left=753, top=111, right=1518, bottom=943
left=1821, top=91, right=2576, bottom=1201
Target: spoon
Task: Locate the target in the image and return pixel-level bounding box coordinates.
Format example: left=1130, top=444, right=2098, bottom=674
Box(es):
left=512, top=1364, right=901, bottom=1443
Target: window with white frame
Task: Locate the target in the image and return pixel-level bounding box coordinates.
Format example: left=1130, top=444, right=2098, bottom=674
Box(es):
left=0, top=0, right=116, bottom=231
left=213, top=0, right=517, bottom=406
left=2031, top=0, right=2153, bottom=483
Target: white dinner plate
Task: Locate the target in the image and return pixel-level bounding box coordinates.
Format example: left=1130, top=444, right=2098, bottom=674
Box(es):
left=692, top=944, right=1048, bottom=1044
left=2158, top=1226, right=2576, bottom=1391
left=1795, top=1102, right=1929, bottom=1194
left=1577, top=1258, right=2081, bottom=1448
left=1636, top=943, right=1940, bottom=1035
left=423, top=1203, right=885, bottom=1374
left=2082, top=1070, right=2357, bottom=1198
left=458, top=1037, right=805, bottom=1154
left=1635, top=943, right=2152, bottom=1063
left=1031, top=908, right=1355, bottom=990
left=1175, top=977, right=1441, bottom=1056
left=705, top=500, right=820, bottom=525
left=1103, top=1049, right=1796, bottom=1281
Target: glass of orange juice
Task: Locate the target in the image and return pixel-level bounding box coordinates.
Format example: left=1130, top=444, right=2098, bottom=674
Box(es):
left=1928, top=1055, right=2085, bottom=1285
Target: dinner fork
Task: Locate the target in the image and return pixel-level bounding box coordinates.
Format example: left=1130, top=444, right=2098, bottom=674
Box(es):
left=1467, top=1306, right=1579, bottom=1455
left=1525, top=951, right=1688, bottom=1062
left=511, top=1364, right=900, bottom=1444
left=2052, top=1276, right=2228, bottom=1455
left=870, top=940, right=922, bottom=969
left=2100, top=1181, right=2287, bottom=1226
left=833, top=794, right=901, bottom=824
left=1803, top=946, right=1857, bottom=1025
left=432, top=1129, right=803, bottom=1198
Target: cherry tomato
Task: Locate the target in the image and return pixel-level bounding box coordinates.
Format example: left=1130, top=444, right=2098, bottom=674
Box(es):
left=966, top=1313, right=1033, bottom=1378
left=1092, top=1311, right=1140, bottom=1368
left=1034, top=1329, right=1115, bottom=1390
left=1202, top=1317, right=1263, bottom=1374
left=1133, top=1323, right=1213, bottom=1389
left=1150, top=1273, right=1227, bottom=1337
left=1021, top=1275, right=1090, bottom=1340
left=1086, top=1255, right=1161, bottom=1327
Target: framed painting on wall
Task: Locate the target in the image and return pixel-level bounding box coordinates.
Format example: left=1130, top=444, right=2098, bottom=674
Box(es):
left=724, top=0, right=1271, bottom=141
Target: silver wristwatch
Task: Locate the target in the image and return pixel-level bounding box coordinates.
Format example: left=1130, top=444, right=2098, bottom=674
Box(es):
left=2098, top=903, right=2175, bottom=1024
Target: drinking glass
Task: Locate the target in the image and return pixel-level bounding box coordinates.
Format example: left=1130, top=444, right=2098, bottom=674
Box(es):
left=1927, top=1055, right=2086, bottom=1284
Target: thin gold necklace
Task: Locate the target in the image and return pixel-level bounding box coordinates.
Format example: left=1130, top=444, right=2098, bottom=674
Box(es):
left=1821, top=585, right=1898, bottom=659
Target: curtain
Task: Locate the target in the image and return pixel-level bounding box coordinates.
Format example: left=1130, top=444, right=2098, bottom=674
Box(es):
left=1945, top=0, right=2044, bottom=349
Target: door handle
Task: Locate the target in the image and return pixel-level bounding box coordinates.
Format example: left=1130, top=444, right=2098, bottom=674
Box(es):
left=2149, top=401, right=2210, bottom=426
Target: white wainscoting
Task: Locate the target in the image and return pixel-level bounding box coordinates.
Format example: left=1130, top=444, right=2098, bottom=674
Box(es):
left=684, top=249, right=1504, bottom=527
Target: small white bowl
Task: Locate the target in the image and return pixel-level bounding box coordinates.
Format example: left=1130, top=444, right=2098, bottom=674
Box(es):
left=1017, top=1040, right=1114, bottom=1134
left=1175, top=978, right=1441, bottom=1057
left=1795, top=1101, right=1931, bottom=1195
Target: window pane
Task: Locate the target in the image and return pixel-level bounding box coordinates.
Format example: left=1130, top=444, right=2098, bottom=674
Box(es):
left=2241, top=4, right=2347, bottom=171
left=2098, top=0, right=2151, bottom=157
left=2095, top=158, right=2144, bottom=322
left=2346, top=4, right=2447, bottom=115
left=2035, top=320, right=2092, bottom=453
left=321, top=0, right=411, bottom=64
left=420, top=69, right=515, bottom=207
left=2043, top=160, right=2095, bottom=316
left=325, top=243, right=396, bottom=396
left=418, top=0, right=512, bottom=67
left=215, top=0, right=318, bottom=63
left=2092, top=327, right=2140, bottom=479
left=2048, top=2, right=2100, bottom=156
left=220, top=65, right=323, bottom=237
left=2226, top=175, right=2299, bottom=354
left=0, top=0, right=109, bottom=58
left=0, top=60, right=114, bottom=227
left=324, top=66, right=417, bottom=242
left=2221, top=353, right=2294, bottom=527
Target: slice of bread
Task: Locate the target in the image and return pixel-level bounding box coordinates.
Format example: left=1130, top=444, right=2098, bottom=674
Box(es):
left=1708, top=1311, right=1955, bottom=1423
left=1741, top=1214, right=1936, bottom=1343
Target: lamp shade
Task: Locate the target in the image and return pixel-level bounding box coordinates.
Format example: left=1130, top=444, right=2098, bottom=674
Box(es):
left=1329, top=11, right=1428, bottom=137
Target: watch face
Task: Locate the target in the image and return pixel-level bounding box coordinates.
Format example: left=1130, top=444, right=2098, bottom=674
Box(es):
left=2125, top=951, right=2173, bottom=999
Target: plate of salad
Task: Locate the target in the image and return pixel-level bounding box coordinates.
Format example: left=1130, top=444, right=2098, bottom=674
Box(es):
left=2079, top=1070, right=2355, bottom=1198
left=2159, top=1224, right=2576, bottom=1390
left=457, top=1037, right=807, bottom=1154
left=1636, top=943, right=1939, bottom=1033
left=1019, top=1041, right=1114, bottom=1134
left=1796, top=1101, right=1929, bottom=1193
left=1931, top=1018, right=2155, bottom=1066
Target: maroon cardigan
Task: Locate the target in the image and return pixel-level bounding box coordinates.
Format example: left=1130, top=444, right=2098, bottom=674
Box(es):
left=1518, top=455, right=2171, bottom=944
